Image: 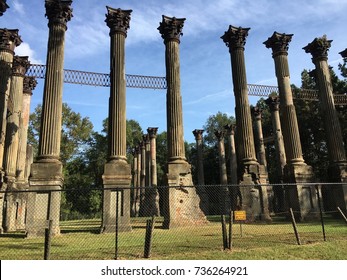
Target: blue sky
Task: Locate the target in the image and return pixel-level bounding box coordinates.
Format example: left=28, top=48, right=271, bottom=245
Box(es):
left=1, top=0, right=346, bottom=143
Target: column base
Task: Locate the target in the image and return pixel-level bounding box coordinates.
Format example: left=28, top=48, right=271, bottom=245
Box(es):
left=162, top=160, right=208, bottom=229
left=283, top=164, right=318, bottom=221
left=238, top=163, right=272, bottom=222
left=101, top=160, right=132, bottom=233
left=26, top=161, right=63, bottom=238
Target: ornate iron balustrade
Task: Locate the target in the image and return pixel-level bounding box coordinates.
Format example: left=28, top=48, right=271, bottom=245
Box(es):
left=26, top=64, right=347, bottom=104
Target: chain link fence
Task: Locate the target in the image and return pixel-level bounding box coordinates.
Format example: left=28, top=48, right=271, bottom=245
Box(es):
left=0, top=183, right=346, bottom=260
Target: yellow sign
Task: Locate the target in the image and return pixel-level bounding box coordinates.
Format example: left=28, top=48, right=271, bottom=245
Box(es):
left=234, top=210, right=247, bottom=221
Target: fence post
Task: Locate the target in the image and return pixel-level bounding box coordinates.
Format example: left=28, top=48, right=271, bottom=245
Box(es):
left=221, top=215, right=228, bottom=250
left=144, top=216, right=155, bottom=258
left=337, top=207, right=347, bottom=224
left=115, top=190, right=119, bottom=260
left=289, top=208, right=301, bottom=245
left=228, top=210, right=233, bottom=250
left=44, top=219, right=53, bottom=260
left=315, top=185, right=326, bottom=241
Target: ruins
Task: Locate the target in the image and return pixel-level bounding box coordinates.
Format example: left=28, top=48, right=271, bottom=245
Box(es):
left=0, top=0, right=346, bottom=237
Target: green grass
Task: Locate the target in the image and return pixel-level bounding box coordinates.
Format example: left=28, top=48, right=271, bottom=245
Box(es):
left=0, top=216, right=346, bottom=260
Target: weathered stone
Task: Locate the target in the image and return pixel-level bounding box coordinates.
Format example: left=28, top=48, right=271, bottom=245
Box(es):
left=265, top=96, right=287, bottom=212
left=264, top=32, right=317, bottom=220
left=27, top=0, right=73, bottom=237
left=221, top=25, right=265, bottom=221
left=140, top=128, right=160, bottom=217
left=101, top=6, right=132, bottom=232
left=158, top=15, right=207, bottom=228
left=3, top=56, right=30, bottom=232
left=215, top=130, right=230, bottom=214
left=224, top=124, right=240, bottom=210
left=251, top=106, right=272, bottom=216
left=304, top=37, right=347, bottom=214
left=192, top=129, right=209, bottom=214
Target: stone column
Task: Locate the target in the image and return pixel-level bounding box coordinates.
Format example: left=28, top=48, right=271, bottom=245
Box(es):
left=304, top=37, right=347, bottom=213
left=221, top=25, right=263, bottom=220
left=251, top=106, right=272, bottom=214
left=264, top=32, right=317, bottom=220
left=215, top=130, right=230, bottom=214
left=15, top=77, right=36, bottom=230
left=17, top=77, right=36, bottom=187
left=144, top=134, right=151, bottom=187
left=138, top=139, right=146, bottom=216
left=265, top=96, right=287, bottom=212
left=251, top=106, right=267, bottom=167
left=224, top=124, right=240, bottom=210
left=131, top=148, right=137, bottom=217
left=148, top=128, right=160, bottom=215
left=158, top=15, right=207, bottom=228
left=142, top=128, right=160, bottom=216
left=27, top=0, right=72, bottom=237
left=0, top=0, right=9, bottom=16
left=101, top=6, right=132, bottom=232
left=192, top=129, right=209, bottom=214
left=3, top=56, right=29, bottom=232
left=0, top=29, right=22, bottom=187
left=192, top=129, right=205, bottom=186
left=132, top=145, right=141, bottom=217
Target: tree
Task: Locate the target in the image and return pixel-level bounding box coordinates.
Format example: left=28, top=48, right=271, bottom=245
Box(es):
left=28, top=103, right=94, bottom=164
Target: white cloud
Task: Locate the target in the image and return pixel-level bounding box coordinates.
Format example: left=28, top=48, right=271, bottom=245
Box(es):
left=15, top=42, right=43, bottom=64
left=12, top=0, right=25, bottom=15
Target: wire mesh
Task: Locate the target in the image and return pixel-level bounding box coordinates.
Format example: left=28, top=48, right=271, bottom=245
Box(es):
left=0, top=183, right=346, bottom=260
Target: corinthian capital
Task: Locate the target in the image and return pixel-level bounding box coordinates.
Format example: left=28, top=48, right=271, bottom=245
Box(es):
left=303, top=35, right=332, bottom=62
left=45, top=0, right=73, bottom=29
left=12, top=56, right=30, bottom=77
left=251, top=106, right=262, bottom=120
left=0, top=0, right=9, bottom=16
left=147, top=127, right=158, bottom=139
left=340, top=48, right=347, bottom=58
left=23, top=76, right=37, bottom=95
left=265, top=96, right=280, bottom=111
left=263, top=32, right=293, bottom=57
left=105, top=6, right=132, bottom=36
left=192, top=129, right=204, bottom=141
left=158, top=15, right=185, bottom=44
left=0, top=28, right=22, bottom=53
left=221, top=25, right=250, bottom=52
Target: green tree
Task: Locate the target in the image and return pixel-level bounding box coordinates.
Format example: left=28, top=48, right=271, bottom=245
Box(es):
left=28, top=103, right=94, bottom=164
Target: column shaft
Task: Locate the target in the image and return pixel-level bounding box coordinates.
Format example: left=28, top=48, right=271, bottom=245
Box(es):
left=166, top=40, right=186, bottom=162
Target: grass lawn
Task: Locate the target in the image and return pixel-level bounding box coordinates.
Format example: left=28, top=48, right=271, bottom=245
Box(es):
left=0, top=216, right=346, bottom=260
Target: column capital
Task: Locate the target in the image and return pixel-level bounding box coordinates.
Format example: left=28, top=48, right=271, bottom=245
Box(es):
left=265, top=96, right=280, bottom=111
left=251, top=106, right=262, bottom=120
left=263, top=32, right=293, bottom=57
left=339, top=48, right=347, bottom=58
left=12, top=56, right=30, bottom=77
left=0, top=0, right=9, bottom=16
left=143, top=133, right=150, bottom=144
left=221, top=25, right=250, bottom=52
left=158, top=15, right=185, bottom=44
left=147, top=127, right=158, bottom=139
left=23, top=76, right=37, bottom=95
left=45, top=0, right=73, bottom=29
left=303, top=35, right=332, bottom=62
left=105, top=6, right=132, bottom=37
left=135, top=145, right=140, bottom=155
left=192, top=129, right=204, bottom=141
left=0, top=28, right=22, bottom=53
left=224, top=124, right=236, bottom=135
left=214, top=130, right=225, bottom=141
